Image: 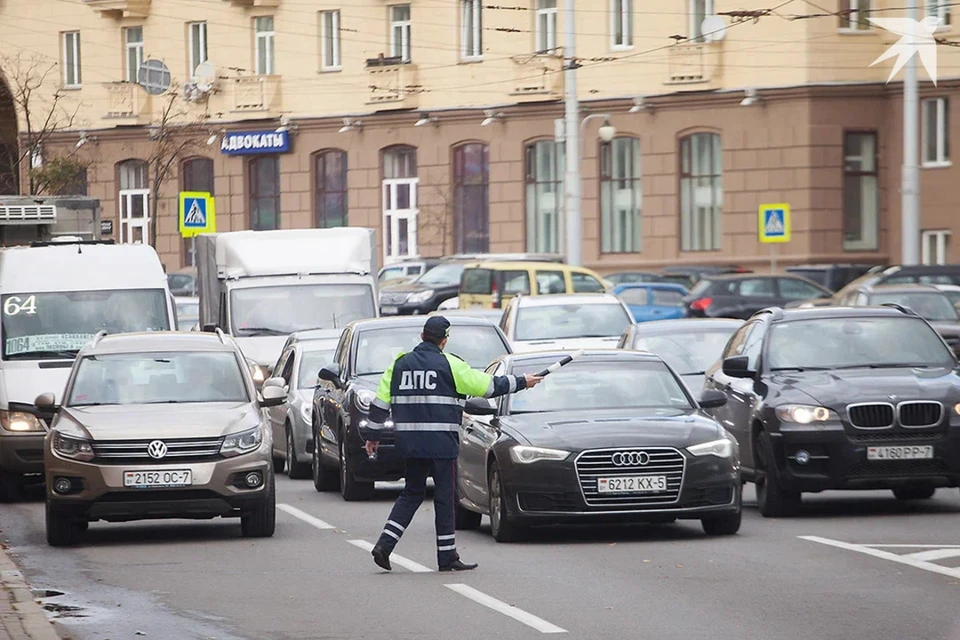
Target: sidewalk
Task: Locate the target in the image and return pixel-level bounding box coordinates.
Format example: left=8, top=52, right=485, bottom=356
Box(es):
left=0, top=546, right=63, bottom=640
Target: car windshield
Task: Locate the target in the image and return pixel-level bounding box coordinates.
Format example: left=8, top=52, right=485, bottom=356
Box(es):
left=1, top=289, right=169, bottom=360
left=298, top=348, right=336, bottom=389
left=355, top=325, right=508, bottom=375
left=632, top=329, right=736, bottom=375
left=514, top=303, right=631, bottom=341
left=230, top=284, right=376, bottom=336
left=869, top=292, right=959, bottom=322
left=941, top=290, right=960, bottom=306
left=67, top=351, right=248, bottom=406
left=379, top=267, right=406, bottom=282
left=416, top=263, right=465, bottom=286
left=766, top=317, right=955, bottom=370
left=507, top=360, right=693, bottom=414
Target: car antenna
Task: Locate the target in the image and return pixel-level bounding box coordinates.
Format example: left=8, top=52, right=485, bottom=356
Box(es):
left=332, top=313, right=338, bottom=329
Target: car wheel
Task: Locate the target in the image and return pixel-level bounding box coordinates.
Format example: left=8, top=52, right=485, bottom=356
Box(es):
left=754, top=432, right=801, bottom=518
left=455, top=491, right=482, bottom=530
left=286, top=427, right=311, bottom=480
left=241, top=474, right=276, bottom=538
left=488, top=461, right=526, bottom=542
left=45, top=502, right=82, bottom=547
left=312, top=423, right=340, bottom=492
left=0, top=471, right=22, bottom=503
left=893, top=485, right=937, bottom=501
left=339, top=431, right=374, bottom=501
left=272, top=453, right=285, bottom=474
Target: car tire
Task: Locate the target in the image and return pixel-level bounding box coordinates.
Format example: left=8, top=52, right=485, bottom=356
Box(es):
left=272, top=454, right=285, bottom=474
left=312, top=424, right=340, bottom=492
left=488, top=462, right=526, bottom=543
left=893, top=485, right=937, bottom=501
left=286, top=427, right=311, bottom=480
left=701, top=511, right=742, bottom=535
left=241, top=474, right=276, bottom=538
left=339, top=432, right=374, bottom=501
left=45, top=502, right=82, bottom=547
left=0, top=472, right=22, bottom=503
left=755, top=432, right=801, bottom=518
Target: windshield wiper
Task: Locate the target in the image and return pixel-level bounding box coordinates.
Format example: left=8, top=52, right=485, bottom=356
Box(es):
left=6, top=350, right=78, bottom=360
left=236, top=327, right=287, bottom=337
left=835, top=362, right=937, bottom=370
left=71, top=402, right=120, bottom=407
left=769, top=366, right=831, bottom=372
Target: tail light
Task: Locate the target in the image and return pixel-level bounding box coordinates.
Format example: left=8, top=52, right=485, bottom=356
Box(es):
left=690, top=297, right=712, bottom=312
left=491, top=281, right=501, bottom=308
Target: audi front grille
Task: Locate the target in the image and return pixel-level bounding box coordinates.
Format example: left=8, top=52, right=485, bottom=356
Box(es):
left=847, top=403, right=895, bottom=429
left=898, top=401, right=943, bottom=428
left=91, top=437, right=225, bottom=464
left=575, top=447, right=684, bottom=508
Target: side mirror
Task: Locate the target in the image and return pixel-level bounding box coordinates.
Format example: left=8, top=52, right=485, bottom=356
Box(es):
left=698, top=389, right=727, bottom=409
left=318, top=364, right=343, bottom=388
left=34, top=392, right=58, bottom=410
left=260, top=385, right=287, bottom=408
left=464, top=397, right=497, bottom=416
left=262, top=376, right=286, bottom=389
left=722, top=355, right=755, bottom=379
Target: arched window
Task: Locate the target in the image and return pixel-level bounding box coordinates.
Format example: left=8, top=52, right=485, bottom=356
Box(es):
left=679, top=132, right=722, bottom=251
left=249, top=156, right=280, bottom=231
left=314, top=149, right=348, bottom=228
left=600, top=136, right=641, bottom=254
left=117, top=159, right=149, bottom=244
left=181, top=157, right=214, bottom=265
left=381, top=145, right=418, bottom=261
left=453, top=143, right=489, bottom=253
left=524, top=139, right=563, bottom=253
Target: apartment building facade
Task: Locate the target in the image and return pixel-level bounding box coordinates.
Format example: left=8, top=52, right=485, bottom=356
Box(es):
left=0, top=0, right=958, bottom=271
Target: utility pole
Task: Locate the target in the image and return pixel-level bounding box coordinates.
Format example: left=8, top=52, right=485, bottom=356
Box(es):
left=901, top=0, right=921, bottom=265
left=562, top=0, right=581, bottom=266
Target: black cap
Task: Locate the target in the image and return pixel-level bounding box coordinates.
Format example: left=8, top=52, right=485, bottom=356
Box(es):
left=423, top=316, right=451, bottom=341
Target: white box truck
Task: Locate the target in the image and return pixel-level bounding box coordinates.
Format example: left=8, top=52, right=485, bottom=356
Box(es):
left=195, top=228, right=379, bottom=382
left=0, top=238, right=176, bottom=499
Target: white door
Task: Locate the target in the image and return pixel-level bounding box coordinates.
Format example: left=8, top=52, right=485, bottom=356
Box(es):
left=119, top=188, right=150, bottom=244
left=382, top=177, right=418, bottom=262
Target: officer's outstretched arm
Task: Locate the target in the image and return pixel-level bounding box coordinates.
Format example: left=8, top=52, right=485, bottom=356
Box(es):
left=444, top=354, right=526, bottom=398
left=366, top=352, right=402, bottom=441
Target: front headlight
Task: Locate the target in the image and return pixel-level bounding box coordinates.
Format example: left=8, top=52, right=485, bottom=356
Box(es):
left=509, top=445, right=570, bottom=464
left=355, top=389, right=376, bottom=411
left=776, top=404, right=839, bottom=424
left=0, top=410, right=43, bottom=432
left=687, top=438, right=735, bottom=458
left=408, top=290, right=435, bottom=304
left=220, top=426, right=263, bottom=457
left=300, top=402, right=312, bottom=423
left=52, top=432, right=94, bottom=461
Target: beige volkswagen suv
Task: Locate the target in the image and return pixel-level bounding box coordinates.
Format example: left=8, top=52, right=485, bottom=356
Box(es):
left=38, top=330, right=285, bottom=546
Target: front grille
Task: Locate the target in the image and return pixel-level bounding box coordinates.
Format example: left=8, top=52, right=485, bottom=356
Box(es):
left=847, top=459, right=951, bottom=479
left=379, top=292, right=409, bottom=305
left=848, top=430, right=946, bottom=443
left=575, top=448, right=684, bottom=508
left=92, top=437, right=225, bottom=465
left=848, top=403, right=894, bottom=429
left=898, top=401, right=943, bottom=428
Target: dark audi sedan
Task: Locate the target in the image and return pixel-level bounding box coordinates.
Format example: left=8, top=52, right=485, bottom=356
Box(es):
left=454, top=350, right=741, bottom=541
left=705, top=305, right=960, bottom=517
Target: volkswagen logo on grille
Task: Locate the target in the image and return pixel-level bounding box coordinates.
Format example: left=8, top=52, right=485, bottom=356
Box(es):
left=147, top=440, right=168, bottom=459
left=611, top=451, right=650, bottom=466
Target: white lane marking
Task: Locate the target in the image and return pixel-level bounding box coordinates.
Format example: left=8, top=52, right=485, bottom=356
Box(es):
left=800, top=536, right=960, bottom=580
left=445, top=583, right=567, bottom=634
left=853, top=544, right=960, bottom=548
left=903, top=549, right=960, bottom=562
left=347, top=539, right=433, bottom=573
left=277, top=503, right=335, bottom=530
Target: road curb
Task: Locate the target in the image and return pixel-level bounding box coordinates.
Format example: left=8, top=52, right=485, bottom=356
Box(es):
left=0, top=549, right=64, bottom=640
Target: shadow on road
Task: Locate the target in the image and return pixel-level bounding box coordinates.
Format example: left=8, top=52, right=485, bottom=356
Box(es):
left=742, top=489, right=960, bottom=519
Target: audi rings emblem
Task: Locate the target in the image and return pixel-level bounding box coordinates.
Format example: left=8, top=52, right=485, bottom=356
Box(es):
left=611, top=451, right=650, bottom=466
left=147, top=440, right=168, bottom=459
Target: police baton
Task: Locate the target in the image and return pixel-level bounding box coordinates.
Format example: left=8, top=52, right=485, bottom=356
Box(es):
left=534, top=349, right=585, bottom=378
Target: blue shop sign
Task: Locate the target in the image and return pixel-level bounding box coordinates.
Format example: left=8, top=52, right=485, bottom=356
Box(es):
left=220, top=130, right=291, bottom=155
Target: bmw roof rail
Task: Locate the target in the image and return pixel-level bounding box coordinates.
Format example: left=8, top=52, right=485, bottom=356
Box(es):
left=879, top=302, right=918, bottom=316
left=214, top=327, right=230, bottom=345
left=90, top=330, right=108, bottom=347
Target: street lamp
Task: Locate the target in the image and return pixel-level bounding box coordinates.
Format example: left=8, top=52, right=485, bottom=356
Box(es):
left=563, top=113, right=615, bottom=266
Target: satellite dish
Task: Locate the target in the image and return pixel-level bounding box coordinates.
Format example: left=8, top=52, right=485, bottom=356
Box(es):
left=700, top=15, right=727, bottom=42
left=137, top=59, right=172, bottom=96
left=193, top=61, right=217, bottom=92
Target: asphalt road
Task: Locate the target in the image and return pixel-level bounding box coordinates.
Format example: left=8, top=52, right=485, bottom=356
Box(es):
left=2, top=478, right=960, bottom=640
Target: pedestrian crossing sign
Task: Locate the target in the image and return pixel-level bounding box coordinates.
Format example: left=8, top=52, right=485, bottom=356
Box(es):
left=758, top=203, right=790, bottom=244
left=179, top=191, right=216, bottom=238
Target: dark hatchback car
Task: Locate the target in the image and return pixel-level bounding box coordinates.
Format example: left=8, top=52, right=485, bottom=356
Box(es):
left=311, top=316, right=512, bottom=500
left=379, top=261, right=468, bottom=315
left=785, top=263, right=877, bottom=292
left=684, top=274, right=832, bottom=319
left=704, top=306, right=960, bottom=517
left=454, top=350, right=741, bottom=542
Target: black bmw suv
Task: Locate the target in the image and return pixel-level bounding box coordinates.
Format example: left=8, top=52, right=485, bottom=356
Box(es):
left=704, top=305, right=960, bottom=517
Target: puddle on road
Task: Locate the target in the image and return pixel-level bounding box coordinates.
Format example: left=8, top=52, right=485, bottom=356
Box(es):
left=31, top=588, right=89, bottom=619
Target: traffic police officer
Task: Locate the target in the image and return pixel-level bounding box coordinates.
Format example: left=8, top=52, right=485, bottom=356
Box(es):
left=364, top=315, right=542, bottom=572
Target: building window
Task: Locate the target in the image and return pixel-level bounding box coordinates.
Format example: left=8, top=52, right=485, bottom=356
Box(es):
left=462, top=0, right=483, bottom=60
left=600, top=137, right=642, bottom=254
left=690, top=0, right=715, bottom=41
left=189, top=22, right=208, bottom=74
left=182, top=157, right=214, bottom=266
left=314, top=149, right=348, bottom=228
left=62, top=32, right=81, bottom=87
left=249, top=156, right=280, bottom=230
left=453, top=143, right=490, bottom=253
left=320, top=10, right=342, bottom=70
left=382, top=145, right=418, bottom=261
left=922, top=230, right=951, bottom=264
left=125, top=27, right=144, bottom=83
left=525, top=140, right=564, bottom=253
left=612, top=0, right=633, bottom=48
left=117, top=160, right=149, bottom=244
left=679, top=133, right=722, bottom=252
left=842, top=131, right=879, bottom=251
left=390, top=5, right=412, bottom=62
left=922, top=97, right=950, bottom=166
left=839, top=0, right=871, bottom=30
left=535, top=0, right=558, bottom=53
left=255, top=16, right=275, bottom=75
left=926, top=0, right=951, bottom=25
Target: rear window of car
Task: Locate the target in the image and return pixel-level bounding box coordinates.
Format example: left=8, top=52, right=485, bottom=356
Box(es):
left=572, top=272, right=605, bottom=293
left=651, top=290, right=684, bottom=306
left=687, top=279, right=713, bottom=297
left=354, top=325, right=508, bottom=374
left=502, top=270, right=531, bottom=295
left=461, top=268, right=493, bottom=294
left=618, top=288, right=648, bottom=305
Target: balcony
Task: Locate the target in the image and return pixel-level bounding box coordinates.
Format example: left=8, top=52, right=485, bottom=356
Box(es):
left=365, top=57, right=422, bottom=109
left=104, top=82, right=151, bottom=122
left=222, top=0, right=279, bottom=6
left=84, top=0, right=150, bottom=18
left=508, top=54, right=563, bottom=101
left=665, top=42, right=723, bottom=85
left=231, top=76, right=282, bottom=113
